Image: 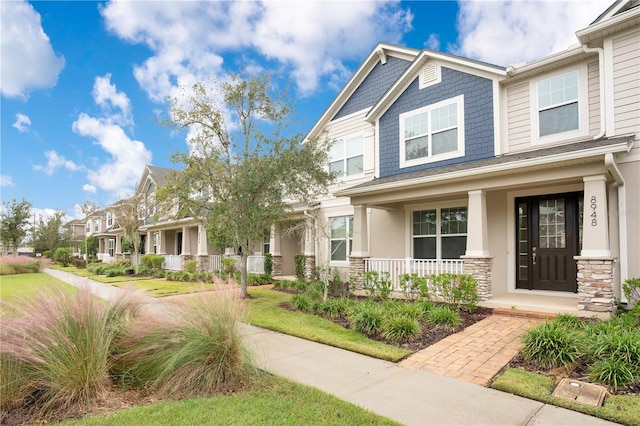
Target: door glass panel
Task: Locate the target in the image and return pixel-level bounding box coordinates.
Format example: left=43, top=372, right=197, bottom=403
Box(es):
left=517, top=202, right=528, bottom=280
left=539, top=199, right=565, bottom=249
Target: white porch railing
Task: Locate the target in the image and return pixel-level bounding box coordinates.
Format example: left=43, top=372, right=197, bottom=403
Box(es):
left=162, top=255, right=182, bottom=271
left=207, top=254, right=265, bottom=274
left=365, top=258, right=465, bottom=290
left=209, top=255, right=223, bottom=272
left=97, top=253, right=115, bottom=264
left=247, top=255, right=265, bottom=274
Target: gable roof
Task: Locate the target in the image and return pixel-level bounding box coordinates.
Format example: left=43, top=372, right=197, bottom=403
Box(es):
left=135, top=164, right=176, bottom=194
left=305, top=43, right=418, bottom=141
left=365, top=49, right=506, bottom=123
left=591, top=0, right=639, bottom=24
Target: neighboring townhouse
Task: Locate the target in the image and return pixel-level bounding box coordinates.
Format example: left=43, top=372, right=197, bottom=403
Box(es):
left=64, top=219, right=86, bottom=257
left=283, top=0, right=639, bottom=317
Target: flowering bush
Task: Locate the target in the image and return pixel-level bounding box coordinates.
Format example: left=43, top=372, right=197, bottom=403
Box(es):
left=0, top=256, right=51, bottom=275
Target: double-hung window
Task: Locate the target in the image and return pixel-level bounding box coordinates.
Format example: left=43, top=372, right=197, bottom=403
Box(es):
left=400, top=95, right=464, bottom=168
left=412, top=207, right=467, bottom=259
left=107, top=212, right=113, bottom=227
left=329, top=135, right=363, bottom=178
left=94, top=220, right=99, bottom=232
left=108, top=239, right=115, bottom=257
left=330, top=216, right=353, bottom=261
left=263, top=234, right=270, bottom=254
left=537, top=70, right=579, bottom=137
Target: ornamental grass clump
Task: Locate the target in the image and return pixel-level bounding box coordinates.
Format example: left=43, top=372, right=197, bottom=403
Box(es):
left=427, top=306, right=462, bottom=329
left=0, top=255, right=50, bottom=275
left=520, top=321, right=582, bottom=369
left=0, top=286, right=142, bottom=415
left=114, top=291, right=258, bottom=397
left=350, top=302, right=383, bottom=334
left=382, top=315, right=421, bottom=342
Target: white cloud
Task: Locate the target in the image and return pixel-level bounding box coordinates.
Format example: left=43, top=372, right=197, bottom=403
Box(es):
left=1, top=175, right=14, bottom=186
left=0, top=0, right=65, bottom=98
left=453, top=0, right=605, bottom=67
left=424, top=34, right=440, bottom=51
left=33, top=150, right=83, bottom=176
left=101, top=0, right=413, bottom=100
left=82, top=184, right=97, bottom=193
left=12, top=113, right=32, bottom=132
left=92, top=74, right=133, bottom=126
left=72, top=113, right=151, bottom=194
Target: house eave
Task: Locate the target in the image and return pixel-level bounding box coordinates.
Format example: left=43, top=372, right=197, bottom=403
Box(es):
left=335, top=141, right=630, bottom=198
left=577, top=3, right=640, bottom=44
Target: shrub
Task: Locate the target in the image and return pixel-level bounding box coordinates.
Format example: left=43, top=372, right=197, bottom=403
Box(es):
left=114, top=293, right=257, bottom=396
left=0, top=287, right=142, bottom=415
left=520, top=321, right=583, bottom=369
left=71, top=257, right=86, bottom=269
left=623, top=277, right=640, bottom=313
left=382, top=315, right=421, bottom=342
left=221, top=257, right=236, bottom=274
left=141, top=254, right=164, bottom=271
left=54, top=247, right=73, bottom=267
left=0, top=256, right=49, bottom=275
left=355, top=271, right=393, bottom=301
left=315, top=299, right=351, bottom=318
left=291, top=294, right=310, bottom=312
left=304, top=281, right=324, bottom=301
left=294, top=254, right=306, bottom=280
left=589, top=358, right=638, bottom=390
left=328, top=269, right=350, bottom=298
left=399, top=273, right=427, bottom=300
left=427, top=306, right=462, bottom=329
left=0, top=353, right=29, bottom=410
left=263, top=253, right=273, bottom=276
left=43, top=250, right=54, bottom=259
left=588, top=331, right=640, bottom=368
left=106, top=266, right=125, bottom=277
left=248, top=273, right=272, bottom=286
left=350, top=302, right=383, bottom=334
left=185, top=259, right=197, bottom=273
left=553, top=314, right=587, bottom=330
left=427, top=274, right=478, bottom=311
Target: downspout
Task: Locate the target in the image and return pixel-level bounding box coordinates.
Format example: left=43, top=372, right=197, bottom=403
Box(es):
left=303, top=209, right=318, bottom=271
left=605, top=153, right=628, bottom=300
left=583, top=45, right=606, bottom=140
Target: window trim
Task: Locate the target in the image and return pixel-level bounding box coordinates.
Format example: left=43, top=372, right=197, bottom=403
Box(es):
left=406, top=201, right=468, bottom=260
left=329, top=215, right=353, bottom=264
left=328, top=133, right=364, bottom=181
left=399, top=95, right=465, bottom=169
left=529, top=65, right=589, bottom=145
left=106, top=212, right=113, bottom=227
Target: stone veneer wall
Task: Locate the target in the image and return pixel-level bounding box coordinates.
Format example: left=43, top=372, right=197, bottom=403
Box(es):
left=272, top=255, right=283, bottom=277
left=180, top=254, right=193, bottom=271
left=304, top=255, right=316, bottom=280
left=348, top=256, right=367, bottom=289
left=462, top=256, right=493, bottom=301
left=196, top=255, right=209, bottom=273
left=575, top=257, right=615, bottom=315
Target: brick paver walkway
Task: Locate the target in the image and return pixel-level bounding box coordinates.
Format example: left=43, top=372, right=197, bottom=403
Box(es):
left=400, top=314, right=542, bottom=386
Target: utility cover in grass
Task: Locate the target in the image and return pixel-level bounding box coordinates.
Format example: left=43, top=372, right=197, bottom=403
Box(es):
left=552, top=378, right=608, bottom=406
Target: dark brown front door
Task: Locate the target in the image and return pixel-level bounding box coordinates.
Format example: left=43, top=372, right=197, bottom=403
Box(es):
left=516, top=192, right=581, bottom=292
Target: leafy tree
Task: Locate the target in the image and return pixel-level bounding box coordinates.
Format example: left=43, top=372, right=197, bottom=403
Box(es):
left=157, top=74, right=333, bottom=298
left=115, top=196, right=143, bottom=274
left=0, top=198, right=32, bottom=256
left=54, top=247, right=73, bottom=266
left=79, top=200, right=98, bottom=261
left=32, top=210, right=71, bottom=254
left=79, top=235, right=99, bottom=258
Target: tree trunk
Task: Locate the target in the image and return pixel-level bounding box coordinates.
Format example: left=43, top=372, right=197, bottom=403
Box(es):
left=240, top=252, right=248, bottom=298
left=133, top=241, right=140, bottom=274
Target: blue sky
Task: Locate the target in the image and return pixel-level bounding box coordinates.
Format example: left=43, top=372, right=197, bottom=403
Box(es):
left=1, top=0, right=606, bottom=222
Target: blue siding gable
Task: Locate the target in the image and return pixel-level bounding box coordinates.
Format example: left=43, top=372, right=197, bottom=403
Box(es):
left=378, top=67, right=495, bottom=178
left=334, top=56, right=411, bottom=120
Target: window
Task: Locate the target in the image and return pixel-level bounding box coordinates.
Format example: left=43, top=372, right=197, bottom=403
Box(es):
left=86, top=222, right=91, bottom=233
left=108, top=239, right=114, bottom=257
left=412, top=207, right=467, bottom=259
left=400, top=95, right=464, bottom=168
left=153, top=233, right=158, bottom=254
left=329, top=135, right=363, bottom=178
left=94, top=220, right=99, bottom=232
left=537, top=70, right=579, bottom=137
left=263, top=234, right=270, bottom=254
left=330, top=216, right=353, bottom=261
left=107, top=212, right=113, bottom=227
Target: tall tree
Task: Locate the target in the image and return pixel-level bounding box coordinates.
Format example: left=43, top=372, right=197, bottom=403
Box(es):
left=32, top=210, right=71, bottom=253
left=79, top=200, right=98, bottom=261
left=0, top=198, right=32, bottom=256
left=115, top=196, right=143, bottom=274
left=157, top=74, right=333, bottom=298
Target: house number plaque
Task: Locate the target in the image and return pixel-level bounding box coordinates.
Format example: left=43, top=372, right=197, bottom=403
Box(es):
left=590, top=196, right=597, bottom=227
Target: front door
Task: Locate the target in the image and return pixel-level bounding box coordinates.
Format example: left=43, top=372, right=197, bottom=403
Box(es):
left=516, top=192, right=582, bottom=292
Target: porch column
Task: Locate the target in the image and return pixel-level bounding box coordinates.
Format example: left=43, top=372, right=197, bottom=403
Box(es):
left=196, top=224, right=209, bottom=272
left=270, top=226, right=283, bottom=277
left=158, top=230, right=166, bottom=255
left=303, top=219, right=316, bottom=279
left=146, top=231, right=152, bottom=254
left=349, top=205, right=370, bottom=285
left=115, top=235, right=122, bottom=255
left=575, top=174, right=615, bottom=316
left=461, top=190, right=493, bottom=301
left=181, top=226, right=193, bottom=270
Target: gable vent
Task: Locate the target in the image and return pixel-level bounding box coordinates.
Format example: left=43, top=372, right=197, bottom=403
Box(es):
left=422, top=63, right=437, bottom=84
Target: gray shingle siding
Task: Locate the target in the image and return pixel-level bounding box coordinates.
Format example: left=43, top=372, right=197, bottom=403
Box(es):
left=379, top=67, right=495, bottom=178
left=334, top=56, right=411, bottom=120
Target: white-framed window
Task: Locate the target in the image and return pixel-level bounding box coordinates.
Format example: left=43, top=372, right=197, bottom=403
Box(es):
left=330, top=216, right=353, bottom=262
left=530, top=66, right=588, bottom=144
left=399, top=95, right=465, bottom=168
left=153, top=232, right=158, bottom=254
left=86, top=222, right=91, bottom=233
left=263, top=234, right=270, bottom=254
left=106, top=212, right=113, bottom=227
left=329, top=134, right=363, bottom=178
left=537, top=70, right=578, bottom=137
left=412, top=206, right=467, bottom=259
left=94, top=220, right=99, bottom=232
left=108, top=239, right=115, bottom=257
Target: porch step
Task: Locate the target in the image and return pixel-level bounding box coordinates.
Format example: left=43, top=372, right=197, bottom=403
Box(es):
left=492, top=308, right=557, bottom=320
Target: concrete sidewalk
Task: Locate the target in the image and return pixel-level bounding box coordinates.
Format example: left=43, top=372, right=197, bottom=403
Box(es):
left=44, top=269, right=617, bottom=426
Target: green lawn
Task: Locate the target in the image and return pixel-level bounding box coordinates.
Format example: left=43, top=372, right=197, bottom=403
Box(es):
left=0, top=273, right=76, bottom=302
left=492, top=369, right=640, bottom=426
left=246, top=287, right=411, bottom=362
left=63, top=375, right=399, bottom=426
left=112, top=279, right=218, bottom=297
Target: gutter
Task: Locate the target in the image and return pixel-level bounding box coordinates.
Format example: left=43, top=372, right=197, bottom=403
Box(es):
left=605, top=153, right=628, bottom=298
